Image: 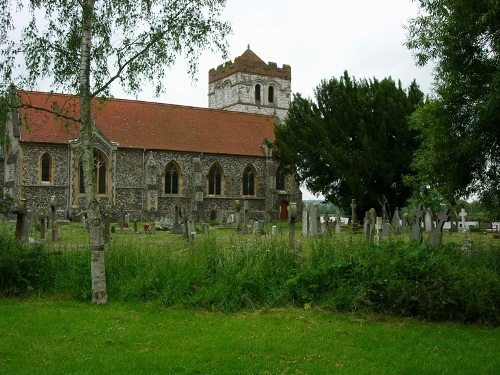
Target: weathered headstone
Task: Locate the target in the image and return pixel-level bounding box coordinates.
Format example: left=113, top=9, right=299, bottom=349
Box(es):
left=50, top=196, right=58, bottom=241
left=234, top=200, right=241, bottom=232
left=171, top=200, right=184, bottom=234
left=253, top=220, right=258, bottom=235
left=411, top=204, right=423, bottom=244
left=461, top=237, right=474, bottom=256
left=450, top=209, right=459, bottom=233
left=227, top=213, right=235, bottom=224
left=365, top=208, right=376, bottom=243
left=302, top=204, right=309, bottom=237
left=350, top=199, right=359, bottom=233
left=392, top=208, right=402, bottom=234
left=242, top=200, right=249, bottom=235
left=424, top=207, right=433, bottom=233
left=427, top=209, right=449, bottom=246
left=459, top=208, right=468, bottom=230
left=309, top=203, right=319, bottom=237
left=15, top=200, right=28, bottom=241
left=335, top=210, right=342, bottom=234
left=289, top=202, right=297, bottom=252
left=124, top=213, right=130, bottom=228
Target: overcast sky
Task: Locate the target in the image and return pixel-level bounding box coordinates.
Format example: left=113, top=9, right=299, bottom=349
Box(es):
left=127, top=0, right=434, bottom=110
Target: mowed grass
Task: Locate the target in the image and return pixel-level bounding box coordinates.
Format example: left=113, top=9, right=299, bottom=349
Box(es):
left=1, top=298, right=499, bottom=375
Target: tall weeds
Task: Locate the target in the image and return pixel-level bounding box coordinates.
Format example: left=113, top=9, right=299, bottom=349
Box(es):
left=1, top=230, right=499, bottom=324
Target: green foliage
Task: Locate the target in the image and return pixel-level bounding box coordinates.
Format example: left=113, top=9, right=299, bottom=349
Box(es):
left=0, top=192, right=17, bottom=215
left=0, top=0, right=231, bottom=96
left=1, top=226, right=499, bottom=324
left=406, top=0, right=500, bottom=211
left=275, top=71, right=424, bottom=215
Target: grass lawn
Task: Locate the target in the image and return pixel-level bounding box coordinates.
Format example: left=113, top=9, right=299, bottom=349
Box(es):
left=1, top=298, right=499, bottom=375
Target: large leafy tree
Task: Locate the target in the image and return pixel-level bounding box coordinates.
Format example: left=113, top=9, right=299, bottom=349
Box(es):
left=0, top=0, right=231, bottom=304
left=274, top=71, right=423, bottom=216
left=405, top=0, right=500, bottom=212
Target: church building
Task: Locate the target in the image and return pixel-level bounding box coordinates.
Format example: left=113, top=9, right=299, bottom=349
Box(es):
left=1, top=48, right=302, bottom=222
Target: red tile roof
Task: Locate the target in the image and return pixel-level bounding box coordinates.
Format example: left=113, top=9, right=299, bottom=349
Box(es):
left=18, top=91, right=275, bottom=157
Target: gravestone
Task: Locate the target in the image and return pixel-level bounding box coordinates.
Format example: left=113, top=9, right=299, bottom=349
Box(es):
left=459, top=208, right=467, bottom=230
left=365, top=208, right=376, bottom=243
left=335, top=210, right=342, bottom=234
left=302, top=204, right=309, bottom=237
left=227, top=213, right=235, bottom=224
left=50, top=196, right=58, bottom=241
left=461, top=237, right=474, bottom=256
left=309, top=203, right=319, bottom=237
left=322, top=213, right=331, bottom=237
left=427, top=209, right=449, bottom=246
left=392, top=208, right=402, bottom=234
left=15, top=200, right=28, bottom=241
left=40, top=216, right=46, bottom=241
left=242, top=200, right=249, bottom=235
left=289, top=202, right=297, bottom=252
left=424, top=208, right=433, bottom=233
left=272, top=225, right=277, bottom=239
left=171, top=201, right=184, bottom=234
left=411, top=204, right=423, bottom=244
left=124, top=213, right=130, bottom=228
left=450, top=209, right=459, bottom=233
left=253, top=221, right=259, bottom=235
left=382, top=222, right=391, bottom=238
left=349, top=199, right=359, bottom=233
left=234, top=200, right=241, bottom=232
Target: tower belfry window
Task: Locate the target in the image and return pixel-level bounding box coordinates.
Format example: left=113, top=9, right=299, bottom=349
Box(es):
left=255, top=84, right=261, bottom=101
left=268, top=86, right=274, bottom=103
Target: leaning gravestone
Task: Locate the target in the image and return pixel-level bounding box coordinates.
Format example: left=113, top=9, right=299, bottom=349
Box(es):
left=365, top=208, right=376, bottom=243
left=427, top=209, right=449, bottom=246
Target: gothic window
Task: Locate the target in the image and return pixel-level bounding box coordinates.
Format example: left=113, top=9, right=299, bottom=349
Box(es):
left=40, top=152, right=52, bottom=184
left=208, top=163, right=223, bottom=196
left=164, top=161, right=181, bottom=195
left=276, top=168, right=286, bottom=191
left=268, top=85, right=274, bottom=103
left=79, top=150, right=108, bottom=195
left=242, top=164, right=257, bottom=196
left=255, top=84, right=261, bottom=101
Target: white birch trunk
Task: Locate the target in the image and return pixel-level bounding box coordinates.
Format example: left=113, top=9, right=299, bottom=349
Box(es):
left=80, top=0, right=108, bottom=304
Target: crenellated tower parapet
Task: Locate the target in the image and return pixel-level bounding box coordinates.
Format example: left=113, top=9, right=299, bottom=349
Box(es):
left=208, top=46, right=292, bottom=124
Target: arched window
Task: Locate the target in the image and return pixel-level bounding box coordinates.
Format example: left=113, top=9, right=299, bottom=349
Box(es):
left=255, top=84, right=261, bottom=101
left=268, top=85, right=274, bottom=103
left=79, top=150, right=108, bottom=195
left=242, top=165, right=257, bottom=196
left=40, top=152, right=52, bottom=183
left=276, top=168, right=286, bottom=191
left=208, top=164, right=223, bottom=196
left=164, top=161, right=181, bottom=195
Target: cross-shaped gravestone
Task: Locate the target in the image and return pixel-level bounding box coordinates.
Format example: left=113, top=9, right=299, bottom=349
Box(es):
left=459, top=208, right=467, bottom=229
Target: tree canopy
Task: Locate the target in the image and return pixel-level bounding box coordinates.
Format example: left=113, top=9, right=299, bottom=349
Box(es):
left=274, top=71, right=423, bottom=215
left=405, top=0, right=500, bottom=212
left=0, top=0, right=231, bottom=304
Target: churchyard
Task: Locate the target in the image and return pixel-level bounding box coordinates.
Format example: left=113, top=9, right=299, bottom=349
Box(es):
left=1, top=200, right=500, bottom=373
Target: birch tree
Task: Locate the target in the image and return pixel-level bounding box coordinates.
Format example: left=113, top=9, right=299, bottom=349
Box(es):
left=0, top=0, right=231, bottom=304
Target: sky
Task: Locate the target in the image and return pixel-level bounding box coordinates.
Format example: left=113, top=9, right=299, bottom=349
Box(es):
left=127, top=0, right=434, bottom=109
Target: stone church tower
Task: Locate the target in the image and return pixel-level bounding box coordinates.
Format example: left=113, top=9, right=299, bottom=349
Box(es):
left=208, top=47, right=292, bottom=124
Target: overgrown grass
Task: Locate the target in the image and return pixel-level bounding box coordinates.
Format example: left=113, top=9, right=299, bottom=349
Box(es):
left=1, top=223, right=499, bottom=324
